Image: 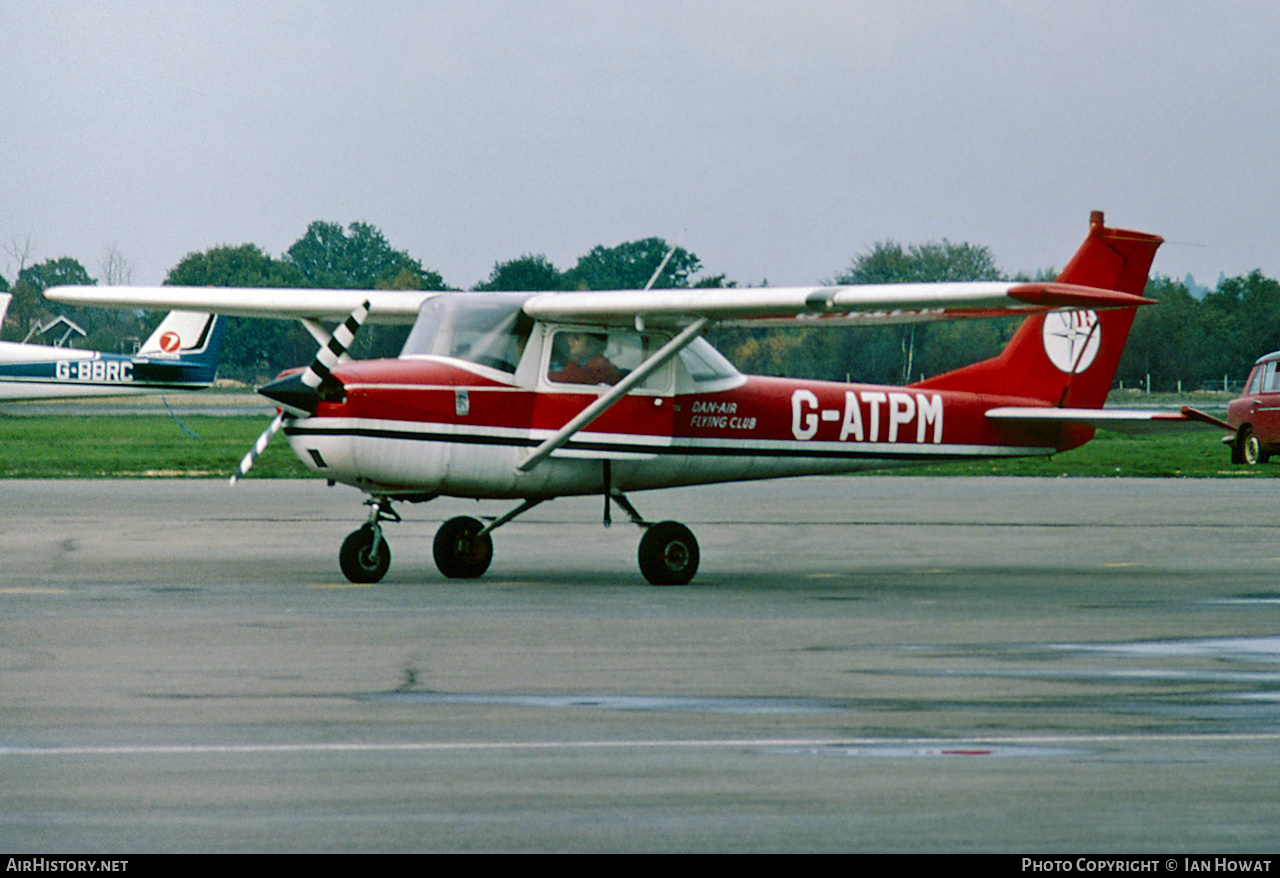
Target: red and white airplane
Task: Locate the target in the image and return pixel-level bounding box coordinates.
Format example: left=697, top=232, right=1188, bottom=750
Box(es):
left=47, top=212, right=1227, bottom=585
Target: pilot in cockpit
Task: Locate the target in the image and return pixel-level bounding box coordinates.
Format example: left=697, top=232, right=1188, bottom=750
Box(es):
left=548, top=331, right=622, bottom=385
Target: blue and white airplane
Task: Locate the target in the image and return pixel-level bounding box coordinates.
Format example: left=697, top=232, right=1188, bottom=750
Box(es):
left=0, top=292, right=226, bottom=400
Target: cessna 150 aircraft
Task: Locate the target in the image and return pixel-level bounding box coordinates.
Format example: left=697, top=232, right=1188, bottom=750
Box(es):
left=47, top=212, right=1227, bottom=585
left=0, top=292, right=225, bottom=400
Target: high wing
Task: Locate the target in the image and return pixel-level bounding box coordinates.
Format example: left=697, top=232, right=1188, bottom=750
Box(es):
left=45, top=280, right=1152, bottom=329
left=986, top=406, right=1234, bottom=435
left=44, top=286, right=434, bottom=324
left=522, top=281, right=1154, bottom=327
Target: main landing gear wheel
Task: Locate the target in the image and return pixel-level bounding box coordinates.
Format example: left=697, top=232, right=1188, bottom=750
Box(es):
left=434, top=516, right=494, bottom=579
left=638, top=521, right=699, bottom=586
left=340, top=525, right=391, bottom=584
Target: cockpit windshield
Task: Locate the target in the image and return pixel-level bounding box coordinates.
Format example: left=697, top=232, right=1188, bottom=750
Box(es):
left=400, top=294, right=534, bottom=373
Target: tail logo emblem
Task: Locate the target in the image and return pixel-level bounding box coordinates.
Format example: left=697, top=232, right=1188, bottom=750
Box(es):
left=1042, top=310, right=1099, bottom=374
left=159, top=332, right=182, bottom=353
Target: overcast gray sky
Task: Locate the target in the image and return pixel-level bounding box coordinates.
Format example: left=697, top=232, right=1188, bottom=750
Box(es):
left=4, top=1, right=1278, bottom=290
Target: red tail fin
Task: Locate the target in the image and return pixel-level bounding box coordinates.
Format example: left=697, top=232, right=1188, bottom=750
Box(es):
left=914, top=211, right=1162, bottom=409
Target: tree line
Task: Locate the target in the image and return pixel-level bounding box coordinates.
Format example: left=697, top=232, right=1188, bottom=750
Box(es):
left=3, top=221, right=1278, bottom=390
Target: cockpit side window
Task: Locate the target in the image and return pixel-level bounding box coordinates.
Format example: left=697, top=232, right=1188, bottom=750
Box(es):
left=545, top=328, right=672, bottom=391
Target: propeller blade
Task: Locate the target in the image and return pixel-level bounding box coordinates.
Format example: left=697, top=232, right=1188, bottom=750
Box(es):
left=232, top=300, right=370, bottom=485
left=257, top=299, right=370, bottom=415
left=302, top=299, right=370, bottom=391
left=229, top=410, right=286, bottom=486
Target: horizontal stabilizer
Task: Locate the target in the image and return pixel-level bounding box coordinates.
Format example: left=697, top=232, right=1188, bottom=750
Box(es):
left=986, top=406, right=1234, bottom=435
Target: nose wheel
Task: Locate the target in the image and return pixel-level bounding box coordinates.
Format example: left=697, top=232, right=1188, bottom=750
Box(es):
left=338, top=495, right=402, bottom=584
left=339, top=524, right=391, bottom=583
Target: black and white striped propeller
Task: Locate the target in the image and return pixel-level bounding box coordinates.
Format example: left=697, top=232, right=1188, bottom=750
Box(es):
left=230, top=299, right=370, bottom=486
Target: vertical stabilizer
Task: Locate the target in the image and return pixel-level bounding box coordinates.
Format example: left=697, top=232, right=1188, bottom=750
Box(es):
left=138, top=311, right=225, bottom=362
left=913, top=211, right=1162, bottom=409
left=136, top=311, right=227, bottom=387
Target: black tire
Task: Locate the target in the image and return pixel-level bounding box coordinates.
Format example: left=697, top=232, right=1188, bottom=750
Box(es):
left=340, top=525, right=391, bottom=583
left=433, top=516, right=493, bottom=579
left=638, top=521, right=699, bottom=586
left=1242, top=427, right=1263, bottom=466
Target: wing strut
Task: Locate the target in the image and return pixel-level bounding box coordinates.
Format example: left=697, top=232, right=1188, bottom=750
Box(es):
left=517, top=317, right=710, bottom=472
